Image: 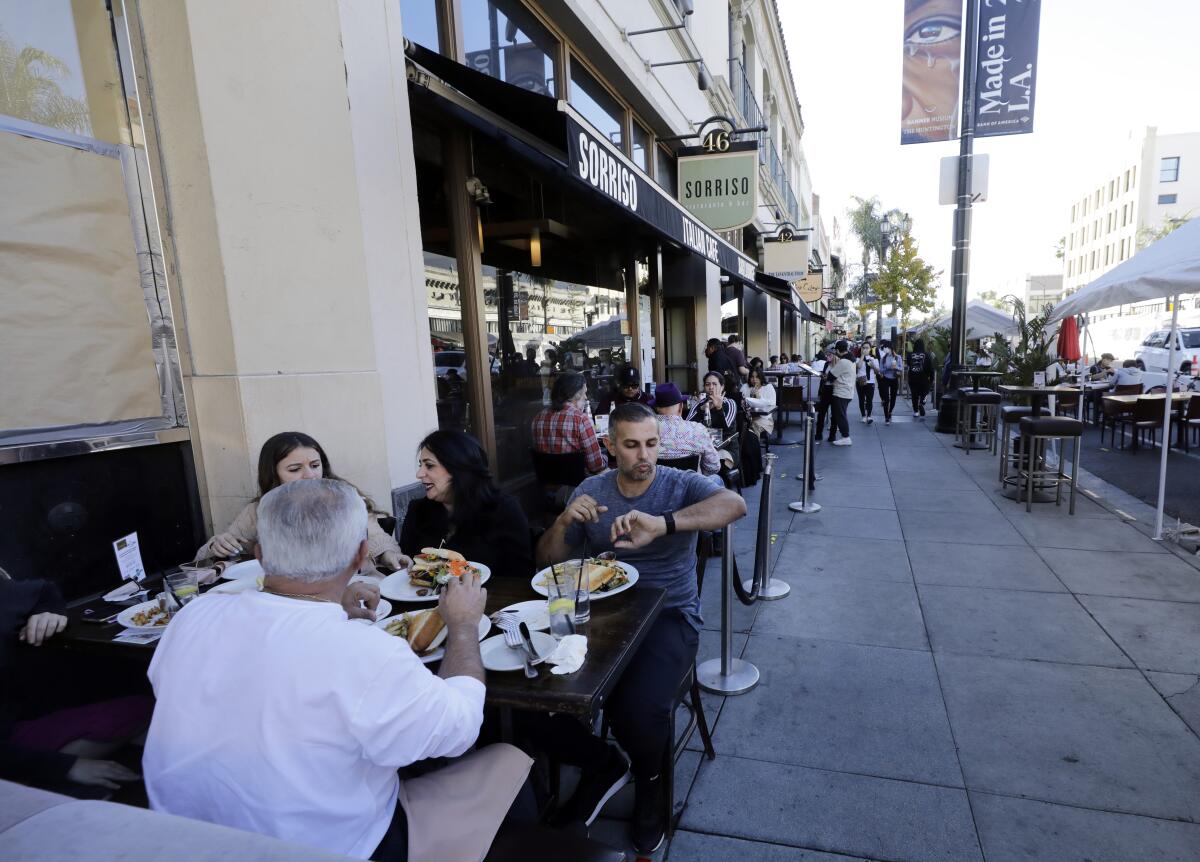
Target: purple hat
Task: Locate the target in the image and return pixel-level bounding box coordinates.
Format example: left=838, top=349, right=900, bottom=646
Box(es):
left=652, top=382, right=686, bottom=408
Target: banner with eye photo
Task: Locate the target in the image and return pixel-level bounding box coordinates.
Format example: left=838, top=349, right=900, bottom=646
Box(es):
left=900, top=0, right=964, bottom=144
left=973, top=0, right=1042, bottom=138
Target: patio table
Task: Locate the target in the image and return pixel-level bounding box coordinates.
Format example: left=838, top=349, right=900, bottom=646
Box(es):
left=1102, top=392, right=1193, bottom=448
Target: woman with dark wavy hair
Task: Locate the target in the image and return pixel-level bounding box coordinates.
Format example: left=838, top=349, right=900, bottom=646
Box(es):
left=194, top=431, right=404, bottom=569
left=400, top=430, right=534, bottom=580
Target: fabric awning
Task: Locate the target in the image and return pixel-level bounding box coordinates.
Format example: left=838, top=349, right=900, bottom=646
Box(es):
left=405, top=41, right=759, bottom=288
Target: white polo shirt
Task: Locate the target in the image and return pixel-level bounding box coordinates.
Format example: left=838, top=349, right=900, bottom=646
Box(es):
left=143, top=590, right=484, bottom=858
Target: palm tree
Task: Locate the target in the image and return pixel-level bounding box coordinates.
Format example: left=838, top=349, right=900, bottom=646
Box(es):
left=0, top=31, right=91, bottom=135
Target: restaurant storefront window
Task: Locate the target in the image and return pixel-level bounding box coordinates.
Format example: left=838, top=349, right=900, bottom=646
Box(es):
left=400, top=0, right=442, bottom=51
left=631, top=121, right=650, bottom=172
left=461, top=0, right=559, bottom=96
left=655, top=144, right=676, bottom=195
left=569, top=60, right=622, bottom=148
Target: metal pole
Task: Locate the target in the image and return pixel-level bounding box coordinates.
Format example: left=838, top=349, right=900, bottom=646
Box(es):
left=789, top=404, right=821, bottom=514
left=1153, top=295, right=1180, bottom=540
left=744, top=453, right=790, bottom=599
left=697, top=521, right=760, bottom=695
left=949, top=0, right=980, bottom=371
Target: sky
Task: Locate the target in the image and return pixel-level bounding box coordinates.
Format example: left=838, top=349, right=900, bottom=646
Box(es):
left=779, top=0, right=1200, bottom=312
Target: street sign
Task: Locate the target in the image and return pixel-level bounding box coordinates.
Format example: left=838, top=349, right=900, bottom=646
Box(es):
left=827, top=298, right=847, bottom=312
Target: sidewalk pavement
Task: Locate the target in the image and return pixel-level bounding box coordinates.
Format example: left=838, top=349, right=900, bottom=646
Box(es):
left=592, top=396, right=1200, bottom=861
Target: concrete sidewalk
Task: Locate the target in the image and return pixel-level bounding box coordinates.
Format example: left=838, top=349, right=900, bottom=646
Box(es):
left=593, top=397, right=1200, bottom=860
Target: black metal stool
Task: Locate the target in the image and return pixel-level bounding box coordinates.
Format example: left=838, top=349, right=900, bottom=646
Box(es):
left=998, top=405, right=1033, bottom=486
left=957, top=389, right=1002, bottom=454
left=1016, top=416, right=1084, bottom=514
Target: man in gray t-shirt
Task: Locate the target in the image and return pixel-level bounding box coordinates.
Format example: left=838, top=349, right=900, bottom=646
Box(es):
left=538, top=402, right=745, bottom=853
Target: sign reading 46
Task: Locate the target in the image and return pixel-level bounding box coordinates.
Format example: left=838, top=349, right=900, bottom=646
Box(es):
left=701, top=129, right=730, bottom=153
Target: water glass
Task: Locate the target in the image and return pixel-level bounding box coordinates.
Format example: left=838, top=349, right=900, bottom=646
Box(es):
left=562, top=559, right=590, bottom=625
left=546, top=569, right=576, bottom=640
left=165, top=570, right=200, bottom=606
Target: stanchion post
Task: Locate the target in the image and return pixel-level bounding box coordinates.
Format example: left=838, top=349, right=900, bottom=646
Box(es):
left=697, top=520, right=760, bottom=696
left=744, top=452, right=790, bottom=600
left=789, top=404, right=821, bottom=514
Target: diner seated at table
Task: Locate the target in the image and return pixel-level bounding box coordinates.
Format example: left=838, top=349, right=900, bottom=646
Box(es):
left=194, top=431, right=405, bottom=572
left=685, top=371, right=740, bottom=434
left=1088, top=353, right=1117, bottom=382
left=767, top=355, right=782, bottom=370
left=1, top=571, right=148, bottom=799
left=596, top=364, right=654, bottom=414
left=652, top=383, right=721, bottom=474
left=144, top=478, right=533, bottom=861
left=400, top=430, right=534, bottom=580
left=531, top=372, right=607, bottom=477
left=1113, top=359, right=1144, bottom=389
left=741, top=367, right=777, bottom=439
left=536, top=403, right=746, bottom=853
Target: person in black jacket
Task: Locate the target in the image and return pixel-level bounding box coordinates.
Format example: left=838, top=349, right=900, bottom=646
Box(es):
left=1, top=572, right=145, bottom=796
left=907, top=338, right=936, bottom=418
left=400, top=430, right=534, bottom=581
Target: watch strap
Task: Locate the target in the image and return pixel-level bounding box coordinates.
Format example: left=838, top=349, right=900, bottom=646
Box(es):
left=663, top=511, right=676, bottom=536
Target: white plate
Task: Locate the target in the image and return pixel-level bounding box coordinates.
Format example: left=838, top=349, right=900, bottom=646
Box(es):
left=116, top=599, right=173, bottom=632
left=378, top=563, right=492, bottom=602
left=493, top=600, right=551, bottom=632
left=220, top=559, right=263, bottom=581
left=480, top=630, right=558, bottom=672
left=531, top=560, right=639, bottom=600
left=207, top=577, right=262, bottom=595
left=375, top=613, right=490, bottom=664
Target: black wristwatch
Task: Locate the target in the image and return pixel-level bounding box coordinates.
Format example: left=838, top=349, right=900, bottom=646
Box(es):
left=663, top=511, right=676, bottom=536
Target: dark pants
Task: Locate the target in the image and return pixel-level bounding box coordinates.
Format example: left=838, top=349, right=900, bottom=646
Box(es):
left=857, top=381, right=875, bottom=418
left=910, top=379, right=930, bottom=414
left=534, top=611, right=699, bottom=779
left=878, top=377, right=899, bottom=419
left=829, top=397, right=851, bottom=440
left=814, top=387, right=833, bottom=438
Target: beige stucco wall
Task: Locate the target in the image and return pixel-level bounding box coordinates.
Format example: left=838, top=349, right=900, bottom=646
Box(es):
left=137, top=0, right=435, bottom=533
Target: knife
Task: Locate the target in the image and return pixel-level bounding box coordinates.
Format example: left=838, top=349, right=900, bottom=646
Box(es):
left=517, top=622, right=539, bottom=678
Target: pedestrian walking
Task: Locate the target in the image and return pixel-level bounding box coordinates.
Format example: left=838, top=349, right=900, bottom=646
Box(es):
left=812, top=349, right=833, bottom=444
left=826, top=341, right=856, bottom=446
left=877, top=341, right=900, bottom=424
left=907, top=338, right=935, bottom=419
left=856, top=345, right=878, bottom=425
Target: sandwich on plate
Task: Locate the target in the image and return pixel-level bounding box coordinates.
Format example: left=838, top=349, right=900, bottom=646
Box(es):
left=382, top=608, right=447, bottom=656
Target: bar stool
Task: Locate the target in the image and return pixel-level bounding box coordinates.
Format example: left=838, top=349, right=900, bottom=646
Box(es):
left=998, top=405, right=1033, bottom=485
left=957, top=389, right=1002, bottom=454
left=1016, top=416, right=1084, bottom=514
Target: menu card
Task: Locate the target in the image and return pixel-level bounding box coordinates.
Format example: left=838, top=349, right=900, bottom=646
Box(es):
left=113, top=532, right=147, bottom=582
left=1033, top=372, right=1046, bottom=389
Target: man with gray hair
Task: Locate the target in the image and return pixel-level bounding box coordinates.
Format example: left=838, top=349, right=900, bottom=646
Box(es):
left=143, top=479, right=531, bottom=860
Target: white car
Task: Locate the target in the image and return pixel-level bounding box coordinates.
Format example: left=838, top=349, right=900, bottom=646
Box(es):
left=432, top=350, right=500, bottom=379
left=1134, top=328, right=1200, bottom=374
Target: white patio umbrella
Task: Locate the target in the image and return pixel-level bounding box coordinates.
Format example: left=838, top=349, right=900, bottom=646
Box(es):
left=1048, top=218, right=1200, bottom=540
left=914, top=300, right=1019, bottom=339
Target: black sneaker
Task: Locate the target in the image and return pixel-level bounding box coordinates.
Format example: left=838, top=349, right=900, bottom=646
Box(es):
left=631, top=773, right=666, bottom=854
left=553, top=748, right=630, bottom=827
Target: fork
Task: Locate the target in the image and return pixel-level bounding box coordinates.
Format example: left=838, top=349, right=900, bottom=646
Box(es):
left=497, top=619, right=544, bottom=674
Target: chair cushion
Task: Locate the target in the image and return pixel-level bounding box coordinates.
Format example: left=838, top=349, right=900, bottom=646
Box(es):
left=1019, top=416, right=1084, bottom=437
left=963, top=391, right=1002, bottom=405
left=1001, top=406, right=1033, bottom=422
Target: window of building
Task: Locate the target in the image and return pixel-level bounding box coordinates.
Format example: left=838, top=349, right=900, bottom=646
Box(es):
left=631, top=120, right=650, bottom=172
left=1121, top=204, right=1127, bottom=227
left=1131, top=165, right=1136, bottom=187
left=461, top=0, right=559, bottom=96
left=400, top=0, right=441, bottom=50
left=1124, top=169, right=1130, bottom=192
left=1158, top=193, right=1178, bottom=204
left=1160, top=156, right=1180, bottom=183
left=1104, top=246, right=1110, bottom=266
left=655, top=144, right=676, bottom=195
left=1067, top=260, right=1072, bottom=277
left=1108, top=179, right=1114, bottom=201
left=1071, top=204, right=1076, bottom=222
left=569, top=60, right=623, bottom=147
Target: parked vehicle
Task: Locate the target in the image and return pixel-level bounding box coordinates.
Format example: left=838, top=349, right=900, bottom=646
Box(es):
left=432, top=349, right=500, bottom=379
left=1135, top=327, right=1200, bottom=374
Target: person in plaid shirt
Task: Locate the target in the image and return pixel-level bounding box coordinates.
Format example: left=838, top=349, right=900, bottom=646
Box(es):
left=531, top=372, right=607, bottom=475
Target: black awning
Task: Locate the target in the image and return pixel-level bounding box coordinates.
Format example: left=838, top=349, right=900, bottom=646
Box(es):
left=755, top=270, right=806, bottom=315
left=405, top=41, right=759, bottom=287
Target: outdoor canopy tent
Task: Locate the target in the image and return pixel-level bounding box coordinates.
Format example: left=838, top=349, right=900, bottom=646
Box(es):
left=1047, top=218, right=1200, bottom=540
left=914, top=299, right=1019, bottom=339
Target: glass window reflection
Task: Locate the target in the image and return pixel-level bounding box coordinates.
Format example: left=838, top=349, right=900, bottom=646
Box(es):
left=631, top=121, right=649, bottom=171
left=460, top=0, right=558, bottom=96
left=569, top=60, right=622, bottom=148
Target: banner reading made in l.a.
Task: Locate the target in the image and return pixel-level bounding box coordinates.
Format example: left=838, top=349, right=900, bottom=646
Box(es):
left=677, top=141, right=758, bottom=231
left=899, top=0, right=963, bottom=144
left=973, top=0, right=1041, bottom=138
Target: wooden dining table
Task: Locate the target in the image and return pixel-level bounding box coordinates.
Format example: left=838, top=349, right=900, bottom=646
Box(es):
left=997, top=384, right=1081, bottom=417
left=1102, top=392, right=1194, bottom=448
left=57, top=570, right=667, bottom=739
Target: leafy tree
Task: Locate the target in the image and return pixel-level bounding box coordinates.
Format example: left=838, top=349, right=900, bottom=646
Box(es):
left=1054, top=236, right=1065, bottom=261
left=1137, top=214, right=1192, bottom=251
left=874, top=235, right=940, bottom=329
left=846, top=196, right=883, bottom=273
left=0, top=31, right=91, bottom=134
left=977, top=289, right=1007, bottom=310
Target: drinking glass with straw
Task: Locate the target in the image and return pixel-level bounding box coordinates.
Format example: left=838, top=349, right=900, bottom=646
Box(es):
left=546, top=564, right=576, bottom=640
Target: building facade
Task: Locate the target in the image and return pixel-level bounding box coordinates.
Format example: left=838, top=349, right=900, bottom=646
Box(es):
left=1024, top=274, right=1064, bottom=316
left=1062, top=126, right=1199, bottom=320
left=0, top=0, right=820, bottom=591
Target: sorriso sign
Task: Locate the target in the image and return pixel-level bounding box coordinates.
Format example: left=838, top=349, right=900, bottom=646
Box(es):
left=677, top=138, right=758, bottom=231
